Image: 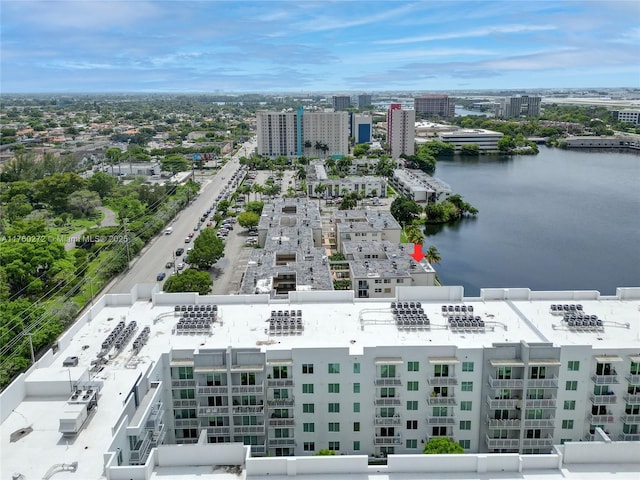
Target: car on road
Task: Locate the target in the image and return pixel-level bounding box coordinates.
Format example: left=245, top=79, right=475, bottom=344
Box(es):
left=184, top=237, right=191, bottom=243
left=188, top=232, right=194, bottom=238
left=193, top=225, right=199, bottom=231
left=175, top=248, right=184, bottom=256
left=248, top=231, right=259, bottom=237
left=177, top=263, right=185, bottom=271
left=165, top=261, right=174, bottom=269
left=156, top=272, right=166, bottom=281
left=207, top=221, right=213, bottom=226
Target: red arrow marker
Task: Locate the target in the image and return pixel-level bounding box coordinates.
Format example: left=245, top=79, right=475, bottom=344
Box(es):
left=410, top=244, right=425, bottom=262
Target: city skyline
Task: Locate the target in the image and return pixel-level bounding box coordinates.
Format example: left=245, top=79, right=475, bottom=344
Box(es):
left=1, top=1, right=639, bottom=93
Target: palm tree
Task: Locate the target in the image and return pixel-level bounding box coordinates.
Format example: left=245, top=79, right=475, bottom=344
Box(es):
left=314, top=183, right=327, bottom=208
left=425, top=245, right=441, bottom=264
left=405, top=225, right=424, bottom=245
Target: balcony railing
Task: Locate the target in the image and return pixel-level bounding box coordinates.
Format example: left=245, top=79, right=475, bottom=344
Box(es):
left=587, top=414, right=615, bottom=423
left=130, top=431, right=152, bottom=465
left=267, top=379, right=294, bottom=388
left=374, top=435, right=402, bottom=445
left=488, top=377, right=524, bottom=389
left=524, top=396, right=556, bottom=408
left=375, top=378, right=402, bottom=386
left=487, top=417, right=521, bottom=429
left=268, top=418, right=295, bottom=427
left=205, top=426, right=231, bottom=435
left=624, top=393, right=640, bottom=404
left=150, top=428, right=166, bottom=448
left=173, top=399, right=197, bottom=408
left=522, top=435, right=553, bottom=448
left=172, top=379, right=196, bottom=388
left=428, top=396, right=456, bottom=406
left=487, top=396, right=521, bottom=409
left=266, top=398, right=294, bottom=407
left=231, top=385, right=264, bottom=394
left=198, top=406, right=229, bottom=416
left=621, top=414, right=640, bottom=423
left=619, top=433, right=640, bottom=441
left=523, top=418, right=555, bottom=428
left=428, top=376, right=458, bottom=386
left=374, top=398, right=401, bottom=406
left=251, top=445, right=266, bottom=455
left=233, top=425, right=265, bottom=435
left=590, top=394, right=617, bottom=404
left=174, top=418, right=199, bottom=428
left=528, top=377, right=559, bottom=388
left=375, top=416, right=402, bottom=426
left=486, top=435, right=520, bottom=449
left=427, top=416, right=456, bottom=425
left=232, top=405, right=264, bottom=414
left=626, top=374, right=640, bottom=384
left=196, top=385, right=228, bottom=396
left=268, top=438, right=295, bottom=446
left=592, top=374, right=620, bottom=385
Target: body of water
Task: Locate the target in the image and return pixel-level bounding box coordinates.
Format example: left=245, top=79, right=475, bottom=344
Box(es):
left=424, top=147, right=640, bottom=296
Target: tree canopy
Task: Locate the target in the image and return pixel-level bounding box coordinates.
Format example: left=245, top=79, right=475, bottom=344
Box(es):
left=163, top=269, right=213, bottom=295
left=161, top=154, right=190, bottom=173
left=187, top=227, right=225, bottom=269
left=237, top=211, right=260, bottom=229
left=423, top=437, right=464, bottom=454
left=390, top=196, right=422, bottom=226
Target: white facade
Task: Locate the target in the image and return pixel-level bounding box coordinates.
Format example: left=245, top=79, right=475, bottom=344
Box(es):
left=614, top=109, right=640, bottom=125
left=388, top=107, right=415, bottom=159
left=439, top=129, right=504, bottom=151
left=302, top=111, right=349, bottom=158
left=389, top=168, right=452, bottom=204
left=256, top=111, right=298, bottom=157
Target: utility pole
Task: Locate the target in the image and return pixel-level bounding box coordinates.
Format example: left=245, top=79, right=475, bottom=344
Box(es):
left=89, top=276, right=94, bottom=305
left=123, top=218, right=131, bottom=270
left=28, top=334, right=35, bottom=363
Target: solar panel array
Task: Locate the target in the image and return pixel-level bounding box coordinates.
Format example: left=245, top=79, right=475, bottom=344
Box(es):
left=550, top=304, right=603, bottom=331
left=174, top=304, right=218, bottom=334
left=391, top=301, right=430, bottom=330
left=441, top=305, right=485, bottom=331
left=269, top=310, right=304, bottom=335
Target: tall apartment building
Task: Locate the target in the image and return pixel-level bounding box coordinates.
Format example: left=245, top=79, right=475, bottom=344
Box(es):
left=256, top=108, right=349, bottom=158
left=414, top=95, right=455, bottom=118
left=332, top=95, right=352, bottom=111
left=2, top=284, right=638, bottom=479
left=357, top=94, right=372, bottom=108
left=350, top=113, right=372, bottom=144
left=387, top=104, right=415, bottom=159
left=501, top=95, right=542, bottom=118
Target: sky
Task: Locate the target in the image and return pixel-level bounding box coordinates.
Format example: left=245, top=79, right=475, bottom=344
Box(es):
left=1, top=0, right=639, bottom=93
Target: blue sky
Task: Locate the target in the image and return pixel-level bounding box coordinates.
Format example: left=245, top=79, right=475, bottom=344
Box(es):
left=1, top=0, right=639, bottom=93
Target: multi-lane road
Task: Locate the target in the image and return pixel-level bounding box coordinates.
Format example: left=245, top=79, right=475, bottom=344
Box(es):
left=108, top=138, right=256, bottom=294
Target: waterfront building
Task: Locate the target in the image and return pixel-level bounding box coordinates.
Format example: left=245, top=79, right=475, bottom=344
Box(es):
left=613, top=109, right=640, bottom=125
left=389, top=168, right=452, bottom=204
left=387, top=104, right=415, bottom=159
left=2, top=283, right=638, bottom=480
left=332, top=95, right=352, bottom=111
left=414, top=94, right=455, bottom=118
left=501, top=95, right=542, bottom=118
left=439, top=129, right=504, bottom=151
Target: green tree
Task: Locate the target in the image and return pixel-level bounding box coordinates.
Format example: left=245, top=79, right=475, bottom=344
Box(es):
left=187, top=228, right=225, bottom=269
left=88, top=171, right=117, bottom=199
left=390, top=196, right=422, bottom=226
left=161, top=154, right=190, bottom=174
left=163, top=268, right=213, bottom=294
left=423, top=437, right=464, bottom=454
left=245, top=201, right=264, bottom=215
left=237, top=211, right=260, bottom=229
left=314, top=449, right=336, bottom=456
left=425, top=245, right=441, bottom=265
left=105, top=147, right=121, bottom=176
left=314, top=183, right=327, bottom=207
left=6, top=194, right=33, bottom=221
left=33, top=172, right=86, bottom=213
left=460, top=144, right=480, bottom=156
left=405, top=225, right=424, bottom=245
left=68, top=189, right=101, bottom=217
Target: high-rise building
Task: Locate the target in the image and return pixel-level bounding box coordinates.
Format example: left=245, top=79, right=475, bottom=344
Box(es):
left=414, top=95, right=455, bottom=118
left=256, top=109, right=349, bottom=158
left=357, top=94, right=372, bottom=108
left=332, top=95, right=352, bottom=111
left=387, top=104, right=415, bottom=159
left=350, top=113, right=372, bottom=144
left=501, top=95, right=542, bottom=118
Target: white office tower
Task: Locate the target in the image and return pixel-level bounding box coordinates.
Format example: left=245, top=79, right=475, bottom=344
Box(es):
left=388, top=104, right=415, bottom=159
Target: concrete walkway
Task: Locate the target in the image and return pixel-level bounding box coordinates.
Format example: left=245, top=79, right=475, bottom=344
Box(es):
left=64, top=206, right=117, bottom=251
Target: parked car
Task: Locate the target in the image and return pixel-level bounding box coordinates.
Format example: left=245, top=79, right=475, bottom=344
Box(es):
left=248, top=231, right=259, bottom=237
left=175, top=248, right=184, bottom=256
left=156, top=272, right=166, bottom=281
left=184, top=237, right=191, bottom=243
left=176, top=263, right=185, bottom=271
left=188, top=232, right=194, bottom=238
left=165, top=261, right=174, bottom=269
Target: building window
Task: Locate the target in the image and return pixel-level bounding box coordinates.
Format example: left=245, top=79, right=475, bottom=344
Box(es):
left=564, top=400, right=576, bottom=410
left=530, top=366, right=546, bottom=379
left=459, top=440, right=471, bottom=449
left=459, top=420, right=471, bottom=430
left=353, top=363, right=360, bottom=374
left=272, top=366, right=288, bottom=379
left=328, top=441, right=340, bottom=451
left=328, top=403, right=340, bottom=413
left=328, top=383, right=340, bottom=394
left=406, top=420, right=418, bottom=429
left=353, top=441, right=360, bottom=451
left=566, top=381, right=578, bottom=391
left=302, top=403, right=314, bottom=413
left=178, top=366, right=193, bottom=379
left=303, top=423, right=315, bottom=433
left=302, top=384, right=314, bottom=394
left=303, top=442, right=315, bottom=451
left=407, top=381, right=419, bottom=391
left=302, top=363, right=314, bottom=374
left=374, top=288, right=382, bottom=293
left=381, top=365, right=396, bottom=378
left=353, top=402, right=360, bottom=413
left=353, top=383, right=360, bottom=394
left=562, top=420, right=574, bottom=429
left=328, top=363, right=340, bottom=374
left=353, top=422, right=360, bottom=432
left=631, top=362, right=640, bottom=375
left=462, top=362, right=474, bottom=372
left=434, top=364, right=449, bottom=377
left=407, top=400, right=418, bottom=410
left=408, top=361, right=419, bottom=372
left=461, top=381, right=473, bottom=392
left=328, top=422, right=340, bottom=432
left=406, top=439, right=418, bottom=448
left=568, top=361, right=580, bottom=371
left=460, top=401, right=472, bottom=411
left=560, top=439, right=572, bottom=445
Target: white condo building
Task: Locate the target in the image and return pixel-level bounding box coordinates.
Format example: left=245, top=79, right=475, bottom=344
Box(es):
left=1, top=284, right=639, bottom=480
left=387, top=104, right=415, bottom=159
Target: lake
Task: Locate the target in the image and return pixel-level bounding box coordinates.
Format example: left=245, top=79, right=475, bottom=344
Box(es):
left=424, top=146, right=640, bottom=296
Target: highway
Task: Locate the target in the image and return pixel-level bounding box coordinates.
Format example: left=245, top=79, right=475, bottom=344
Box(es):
left=108, top=138, right=256, bottom=294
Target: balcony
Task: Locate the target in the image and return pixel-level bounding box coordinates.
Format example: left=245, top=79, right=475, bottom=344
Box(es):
left=268, top=438, right=295, bottom=446
left=588, top=414, right=615, bottom=423
left=488, top=376, right=524, bottom=389
left=427, top=416, right=456, bottom=425
left=374, top=435, right=402, bottom=445
left=130, top=431, right=152, bottom=465
left=267, top=379, right=294, bottom=388
left=174, top=418, right=199, bottom=428
left=233, top=425, right=265, bottom=435
left=487, top=417, right=521, bottom=429
left=375, top=416, right=402, bottom=426
left=196, top=385, right=228, bottom=396
left=592, top=374, right=620, bottom=385
left=232, top=405, right=264, bottom=414
left=231, top=385, right=264, bottom=394
left=150, top=428, right=166, bottom=448
left=251, top=445, right=266, bottom=455
left=427, top=376, right=458, bottom=386
left=205, top=426, right=231, bottom=435
left=266, top=398, right=294, bottom=407
left=172, top=379, right=196, bottom=388
left=198, top=406, right=229, bottom=416
left=487, top=396, right=521, bottom=409
left=624, top=393, right=640, bottom=404
left=522, top=435, right=553, bottom=448
left=619, top=433, right=640, bottom=441
left=590, top=394, right=617, bottom=404
left=375, top=377, right=402, bottom=386
left=268, top=418, right=295, bottom=427
left=626, top=374, right=640, bottom=384
left=523, top=418, right=555, bottom=428
left=528, top=377, right=559, bottom=388
left=621, top=414, right=640, bottom=423
left=146, top=404, right=164, bottom=431
left=486, top=435, right=520, bottom=449
left=374, top=398, right=401, bottom=406
left=524, top=396, right=557, bottom=408
left=173, top=399, right=197, bottom=408
left=428, top=395, right=456, bottom=406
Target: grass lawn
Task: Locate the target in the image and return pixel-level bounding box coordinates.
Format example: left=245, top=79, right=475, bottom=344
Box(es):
left=70, top=250, right=111, bottom=307
left=48, top=211, right=104, bottom=238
